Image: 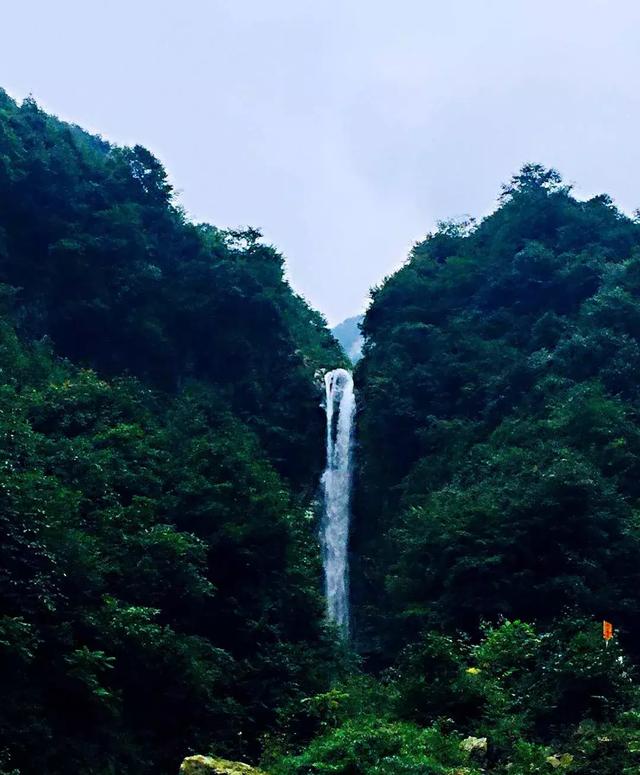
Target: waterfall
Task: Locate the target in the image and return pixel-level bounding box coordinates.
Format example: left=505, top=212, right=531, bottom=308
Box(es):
left=321, top=368, right=356, bottom=637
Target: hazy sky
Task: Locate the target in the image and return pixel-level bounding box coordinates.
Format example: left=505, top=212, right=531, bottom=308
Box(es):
left=2, top=1, right=640, bottom=324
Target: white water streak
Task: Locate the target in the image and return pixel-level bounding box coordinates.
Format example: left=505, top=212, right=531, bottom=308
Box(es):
left=321, top=368, right=356, bottom=637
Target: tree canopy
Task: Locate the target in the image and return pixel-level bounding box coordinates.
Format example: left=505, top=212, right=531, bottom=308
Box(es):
left=0, top=89, right=345, bottom=775
left=354, top=164, right=640, bottom=654
left=4, top=85, right=640, bottom=774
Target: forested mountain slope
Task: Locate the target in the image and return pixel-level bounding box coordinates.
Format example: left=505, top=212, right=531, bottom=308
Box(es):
left=0, top=90, right=344, bottom=775
left=354, top=165, right=640, bottom=655
left=0, top=89, right=342, bottom=488
left=266, top=167, right=640, bottom=775
left=6, top=87, right=640, bottom=775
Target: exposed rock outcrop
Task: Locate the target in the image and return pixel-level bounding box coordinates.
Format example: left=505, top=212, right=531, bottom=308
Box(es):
left=179, top=755, right=267, bottom=775
left=460, top=735, right=488, bottom=756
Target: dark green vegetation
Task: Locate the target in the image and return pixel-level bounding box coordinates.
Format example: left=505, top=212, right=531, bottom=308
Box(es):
left=3, top=88, right=640, bottom=775
left=355, top=165, right=640, bottom=650
left=267, top=621, right=640, bottom=774
left=260, top=166, right=640, bottom=775
left=0, top=90, right=346, bottom=774
left=324, top=164, right=640, bottom=773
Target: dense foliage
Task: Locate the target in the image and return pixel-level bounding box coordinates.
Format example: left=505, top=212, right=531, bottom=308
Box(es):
left=354, top=165, right=640, bottom=654
left=281, top=164, right=640, bottom=774
left=268, top=620, right=640, bottom=774
left=0, top=90, right=345, bottom=774
left=4, top=86, right=640, bottom=774
left=0, top=89, right=342, bottom=489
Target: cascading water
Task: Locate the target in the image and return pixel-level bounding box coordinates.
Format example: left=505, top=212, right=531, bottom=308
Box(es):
left=321, top=368, right=356, bottom=637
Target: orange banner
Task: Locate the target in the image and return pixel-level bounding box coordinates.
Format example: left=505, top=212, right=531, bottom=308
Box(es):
left=603, top=620, right=613, bottom=641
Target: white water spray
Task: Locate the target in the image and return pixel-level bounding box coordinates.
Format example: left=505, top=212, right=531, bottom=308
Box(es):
left=321, top=368, right=356, bottom=637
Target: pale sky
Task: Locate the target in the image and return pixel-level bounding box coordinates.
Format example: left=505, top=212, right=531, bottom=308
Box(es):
left=2, top=0, right=640, bottom=324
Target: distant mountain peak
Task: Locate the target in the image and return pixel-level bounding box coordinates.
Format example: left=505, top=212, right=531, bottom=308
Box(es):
left=332, top=314, right=364, bottom=364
